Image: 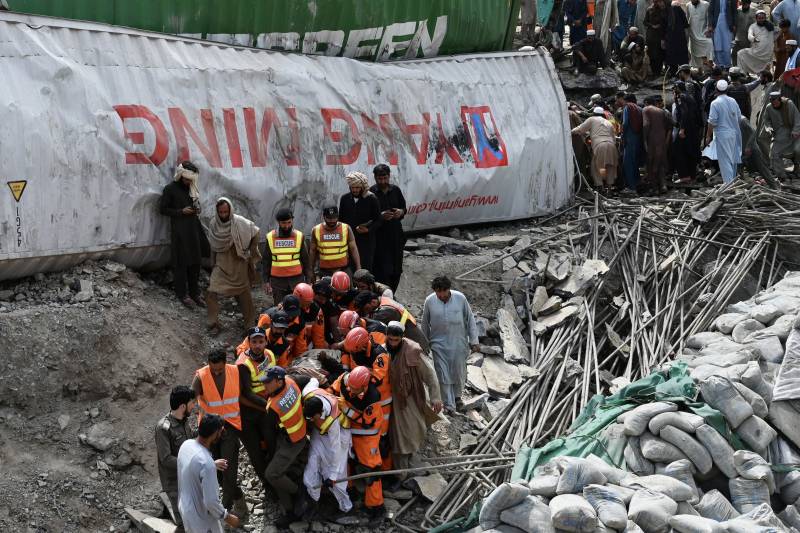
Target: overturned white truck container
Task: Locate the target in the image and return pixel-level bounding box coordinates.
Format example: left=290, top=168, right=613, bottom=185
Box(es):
left=0, top=12, right=572, bottom=280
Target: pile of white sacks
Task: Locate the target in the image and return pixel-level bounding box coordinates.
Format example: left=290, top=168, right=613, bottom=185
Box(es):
left=473, top=272, right=800, bottom=532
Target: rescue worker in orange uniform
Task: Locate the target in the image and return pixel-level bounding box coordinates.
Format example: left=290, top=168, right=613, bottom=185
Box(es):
left=262, top=208, right=312, bottom=306
left=363, top=292, right=430, bottom=352
left=294, top=282, right=328, bottom=349
left=261, top=366, right=309, bottom=528
left=237, top=310, right=295, bottom=366
left=331, top=271, right=359, bottom=315
left=330, top=366, right=386, bottom=520
left=310, top=205, right=361, bottom=280
left=235, top=327, right=277, bottom=494
left=343, top=328, right=393, bottom=470
left=335, top=309, right=387, bottom=349
left=313, top=278, right=339, bottom=346
left=256, top=295, right=308, bottom=356
left=191, top=349, right=248, bottom=517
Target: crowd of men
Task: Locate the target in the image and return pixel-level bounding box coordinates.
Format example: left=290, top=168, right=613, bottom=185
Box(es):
left=566, top=0, right=800, bottom=194
left=155, top=163, right=480, bottom=532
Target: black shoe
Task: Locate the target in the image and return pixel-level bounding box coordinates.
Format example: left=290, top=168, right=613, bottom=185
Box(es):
left=366, top=505, right=386, bottom=525
left=293, top=488, right=310, bottom=519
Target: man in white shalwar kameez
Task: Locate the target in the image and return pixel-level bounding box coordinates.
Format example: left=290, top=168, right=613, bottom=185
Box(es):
left=737, top=11, right=776, bottom=75
left=704, top=79, right=743, bottom=183
left=301, top=378, right=353, bottom=516
left=688, top=0, right=713, bottom=68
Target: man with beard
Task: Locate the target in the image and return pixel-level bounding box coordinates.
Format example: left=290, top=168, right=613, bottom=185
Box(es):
left=763, top=91, right=800, bottom=180
left=775, top=20, right=795, bottom=78
left=384, top=321, right=442, bottom=488
left=235, top=327, right=277, bottom=505
left=339, top=172, right=382, bottom=272
left=206, top=198, right=261, bottom=336
left=263, top=208, right=312, bottom=307
left=664, top=0, right=690, bottom=76
left=369, top=164, right=407, bottom=293
left=159, top=161, right=209, bottom=308
left=310, top=205, right=361, bottom=280
left=672, top=82, right=703, bottom=183
left=736, top=10, right=775, bottom=76
left=573, top=30, right=608, bottom=74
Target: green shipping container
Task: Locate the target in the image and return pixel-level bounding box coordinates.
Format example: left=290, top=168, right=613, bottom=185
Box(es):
left=5, top=0, right=520, bottom=60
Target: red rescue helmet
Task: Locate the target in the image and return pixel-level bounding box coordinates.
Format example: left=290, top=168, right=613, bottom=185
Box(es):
left=338, top=310, right=360, bottom=333
left=331, top=271, right=351, bottom=293
left=344, top=327, right=370, bottom=353
left=347, top=366, right=372, bottom=390
left=293, top=282, right=314, bottom=305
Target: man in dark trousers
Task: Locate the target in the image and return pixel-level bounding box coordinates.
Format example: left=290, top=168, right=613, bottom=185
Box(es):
left=155, top=385, right=196, bottom=529
left=159, top=161, right=209, bottom=308
left=339, top=171, right=382, bottom=272
left=369, top=164, right=407, bottom=293
left=262, top=208, right=312, bottom=306
left=573, top=30, right=608, bottom=74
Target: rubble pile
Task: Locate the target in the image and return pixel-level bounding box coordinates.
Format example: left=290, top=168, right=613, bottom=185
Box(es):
left=418, top=183, right=800, bottom=530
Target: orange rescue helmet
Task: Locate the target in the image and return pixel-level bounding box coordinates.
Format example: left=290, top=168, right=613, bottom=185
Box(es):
left=331, top=271, right=351, bottom=293
left=347, top=365, right=372, bottom=389
left=338, top=310, right=360, bottom=333
left=344, top=326, right=370, bottom=353
left=293, top=282, right=314, bottom=305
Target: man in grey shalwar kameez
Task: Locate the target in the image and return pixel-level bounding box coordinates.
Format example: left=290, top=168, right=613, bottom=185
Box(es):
left=421, top=276, right=479, bottom=413
left=764, top=91, right=800, bottom=179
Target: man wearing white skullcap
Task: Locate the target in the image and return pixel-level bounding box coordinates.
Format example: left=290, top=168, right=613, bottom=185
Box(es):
left=703, top=79, right=742, bottom=184
left=786, top=39, right=800, bottom=71
left=572, top=106, right=621, bottom=193
left=735, top=9, right=775, bottom=75
left=573, top=28, right=608, bottom=74
left=763, top=91, right=800, bottom=180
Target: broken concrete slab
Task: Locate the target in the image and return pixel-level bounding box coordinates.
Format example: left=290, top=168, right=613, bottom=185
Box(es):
left=467, top=352, right=484, bottom=366
left=466, top=365, right=489, bottom=394
left=518, top=365, right=540, bottom=380
left=555, top=259, right=608, bottom=297
left=125, top=508, right=177, bottom=533
left=502, top=293, right=524, bottom=330
left=477, top=344, right=502, bottom=356
left=438, top=241, right=481, bottom=255
left=559, top=68, right=622, bottom=91
left=475, top=235, right=519, bottom=249
left=482, top=398, right=511, bottom=421
left=412, top=473, right=448, bottom=502
left=461, top=393, right=489, bottom=412
left=497, top=308, right=529, bottom=364
left=545, top=255, right=572, bottom=282
left=502, top=256, right=518, bottom=271
left=531, top=286, right=548, bottom=317
left=460, top=433, right=479, bottom=451
left=57, top=414, right=70, bottom=430
left=538, top=295, right=563, bottom=316
left=481, top=356, right=522, bottom=397
left=531, top=305, right=578, bottom=336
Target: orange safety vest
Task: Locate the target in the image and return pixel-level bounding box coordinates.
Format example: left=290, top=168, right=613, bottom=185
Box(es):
left=302, top=388, right=345, bottom=435
left=267, top=229, right=303, bottom=277
left=314, top=222, right=349, bottom=269
left=267, top=377, right=307, bottom=443
left=235, top=350, right=276, bottom=398
left=378, top=296, right=416, bottom=326
left=196, top=364, right=242, bottom=431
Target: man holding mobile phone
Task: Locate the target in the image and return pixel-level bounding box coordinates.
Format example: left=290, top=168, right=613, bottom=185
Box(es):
left=370, top=164, right=407, bottom=293
left=159, top=161, right=210, bottom=309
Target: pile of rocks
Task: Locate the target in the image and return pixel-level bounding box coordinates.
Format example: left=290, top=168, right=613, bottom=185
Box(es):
left=0, top=260, right=144, bottom=311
